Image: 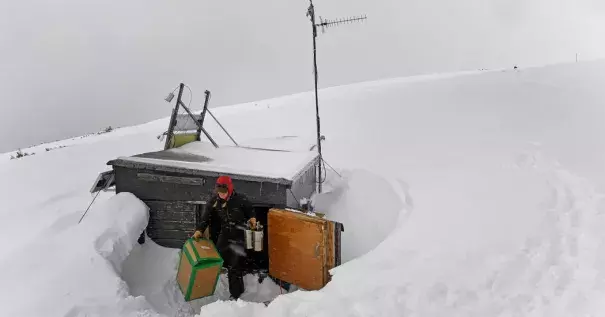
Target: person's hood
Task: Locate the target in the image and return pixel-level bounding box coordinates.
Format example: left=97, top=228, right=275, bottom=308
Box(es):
left=216, top=175, right=234, bottom=198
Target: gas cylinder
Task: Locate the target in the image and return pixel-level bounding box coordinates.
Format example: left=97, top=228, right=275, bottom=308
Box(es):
left=253, top=222, right=264, bottom=252
left=245, top=227, right=253, bottom=250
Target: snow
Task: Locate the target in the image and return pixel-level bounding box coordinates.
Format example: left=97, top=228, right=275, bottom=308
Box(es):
left=0, top=192, right=155, bottom=317
left=314, top=169, right=403, bottom=263
left=114, top=139, right=319, bottom=181
left=238, top=136, right=317, bottom=152
left=2, top=60, right=605, bottom=316
left=120, top=236, right=290, bottom=317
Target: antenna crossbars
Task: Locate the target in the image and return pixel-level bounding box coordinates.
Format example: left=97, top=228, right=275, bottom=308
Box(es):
left=317, top=15, right=367, bottom=33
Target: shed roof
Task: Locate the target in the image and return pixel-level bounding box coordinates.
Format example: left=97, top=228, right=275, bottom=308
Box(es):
left=108, top=138, right=318, bottom=185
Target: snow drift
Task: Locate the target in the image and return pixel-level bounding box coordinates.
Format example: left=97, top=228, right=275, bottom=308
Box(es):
left=0, top=192, right=153, bottom=317
left=2, top=60, right=605, bottom=316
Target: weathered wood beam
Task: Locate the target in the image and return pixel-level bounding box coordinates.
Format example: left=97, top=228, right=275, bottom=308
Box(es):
left=137, top=173, right=206, bottom=186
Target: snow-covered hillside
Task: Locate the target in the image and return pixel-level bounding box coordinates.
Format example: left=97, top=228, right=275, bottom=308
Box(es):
left=2, top=61, right=605, bottom=316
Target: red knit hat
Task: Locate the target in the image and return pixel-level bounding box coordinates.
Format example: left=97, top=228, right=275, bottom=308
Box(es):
left=215, top=175, right=234, bottom=198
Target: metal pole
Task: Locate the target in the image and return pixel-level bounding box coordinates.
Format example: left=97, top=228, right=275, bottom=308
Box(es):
left=165, top=83, right=185, bottom=150
left=78, top=190, right=102, bottom=224
left=197, top=90, right=211, bottom=141
left=178, top=100, right=219, bottom=148
left=309, top=0, right=323, bottom=194
left=207, top=109, right=239, bottom=146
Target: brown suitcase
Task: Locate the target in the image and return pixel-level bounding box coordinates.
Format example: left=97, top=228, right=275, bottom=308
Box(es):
left=267, top=208, right=343, bottom=290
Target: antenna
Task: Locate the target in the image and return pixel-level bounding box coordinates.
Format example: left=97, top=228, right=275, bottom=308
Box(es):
left=317, top=15, right=367, bottom=34
left=306, top=0, right=366, bottom=194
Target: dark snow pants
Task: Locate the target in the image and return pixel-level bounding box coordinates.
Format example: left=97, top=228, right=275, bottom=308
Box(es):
left=227, top=267, right=244, bottom=299
left=218, top=235, right=246, bottom=299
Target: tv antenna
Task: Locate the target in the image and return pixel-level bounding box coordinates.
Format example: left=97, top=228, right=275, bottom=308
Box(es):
left=306, top=0, right=366, bottom=194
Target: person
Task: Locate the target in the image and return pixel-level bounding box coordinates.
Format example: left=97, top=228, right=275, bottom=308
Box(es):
left=192, top=175, right=256, bottom=300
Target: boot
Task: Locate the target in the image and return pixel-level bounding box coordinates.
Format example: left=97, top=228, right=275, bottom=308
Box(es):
left=227, top=268, right=244, bottom=300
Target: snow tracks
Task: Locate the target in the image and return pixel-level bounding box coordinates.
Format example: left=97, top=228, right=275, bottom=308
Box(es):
left=399, top=150, right=605, bottom=317
left=479, top=151, right=605, bottom=316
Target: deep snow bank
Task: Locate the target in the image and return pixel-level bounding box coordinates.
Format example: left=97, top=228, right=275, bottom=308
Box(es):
left=313, top=169, right=403, bottom=263
left=0, top=193, right=154, bottom=317
left=121, top=237, right=291, bottom=317
left=119, top=168, right=404, bottom=317
left=191, top=168, right=408, bottom=317
left=193, top=149, right=605, bottom=317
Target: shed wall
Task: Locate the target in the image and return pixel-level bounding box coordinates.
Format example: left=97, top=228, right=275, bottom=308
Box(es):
left=287, top=159, right=317, bottom=208
left=114, top=166, right=288, bottom=206
left=113, top=165, right=292, bottom=248
left=144, top=200, right=198, bottom=248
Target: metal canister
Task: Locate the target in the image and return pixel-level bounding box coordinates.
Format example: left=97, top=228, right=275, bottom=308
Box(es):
left=245, top=229, right=253, bottom=250
left=253, top=229, right=264, bottom=251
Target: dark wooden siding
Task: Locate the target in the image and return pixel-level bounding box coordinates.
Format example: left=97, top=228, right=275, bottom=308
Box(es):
left=143, top=200, right=199, bottom=248
left=114, top=166, right=213, bottom=202
left=112, top=156, right=317, bottom=250
left=114, top=166, right=291, bottom=248
left=114, top=166, right=288, bottom=206
left=334, top=222, right=344, bottom=266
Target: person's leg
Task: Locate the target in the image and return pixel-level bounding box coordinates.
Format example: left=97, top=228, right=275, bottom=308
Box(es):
left=225, top=247, right=245, bottom=299
left=227, top=267, right=244, bottom=299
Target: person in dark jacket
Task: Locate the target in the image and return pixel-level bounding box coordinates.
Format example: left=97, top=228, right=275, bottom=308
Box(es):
left=192, top=175, right=256, bottom=300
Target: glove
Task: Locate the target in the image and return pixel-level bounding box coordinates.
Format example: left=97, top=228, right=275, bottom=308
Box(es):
left=192, top=230, right=202, bottom=240
left=248, top=218, right=257, bottom=229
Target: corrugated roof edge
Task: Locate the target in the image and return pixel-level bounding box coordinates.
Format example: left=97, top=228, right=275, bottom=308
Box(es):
left=289, top=154, right=320, bottom=183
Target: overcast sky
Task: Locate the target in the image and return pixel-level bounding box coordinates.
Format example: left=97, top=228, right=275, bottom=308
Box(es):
left=1, top=0, right=604, bottom=153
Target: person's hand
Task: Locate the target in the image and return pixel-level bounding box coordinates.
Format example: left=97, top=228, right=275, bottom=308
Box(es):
left=192, top=230, right=202, bottom=240
left=248, top=218, right=257, bottom=229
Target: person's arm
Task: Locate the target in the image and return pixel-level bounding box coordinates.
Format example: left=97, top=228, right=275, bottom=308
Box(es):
left=240, top=195, right=256, bottom=228
left=194, top=197, right=215, bottom=238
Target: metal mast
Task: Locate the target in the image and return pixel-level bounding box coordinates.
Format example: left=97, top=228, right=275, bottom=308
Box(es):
left=306, top=1, right=366, bottom=194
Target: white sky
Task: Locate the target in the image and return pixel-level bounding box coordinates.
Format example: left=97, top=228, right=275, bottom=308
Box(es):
left=1, top=0, right=604, bottom=152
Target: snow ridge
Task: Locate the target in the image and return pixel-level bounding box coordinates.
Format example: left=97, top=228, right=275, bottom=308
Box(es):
left=0, top=193, right=158, bottom=317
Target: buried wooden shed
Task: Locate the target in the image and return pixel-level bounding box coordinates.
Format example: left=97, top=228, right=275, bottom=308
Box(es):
left=106, top=138, right=344, bottom=288
left=107, top=140, right=318, bottom=246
